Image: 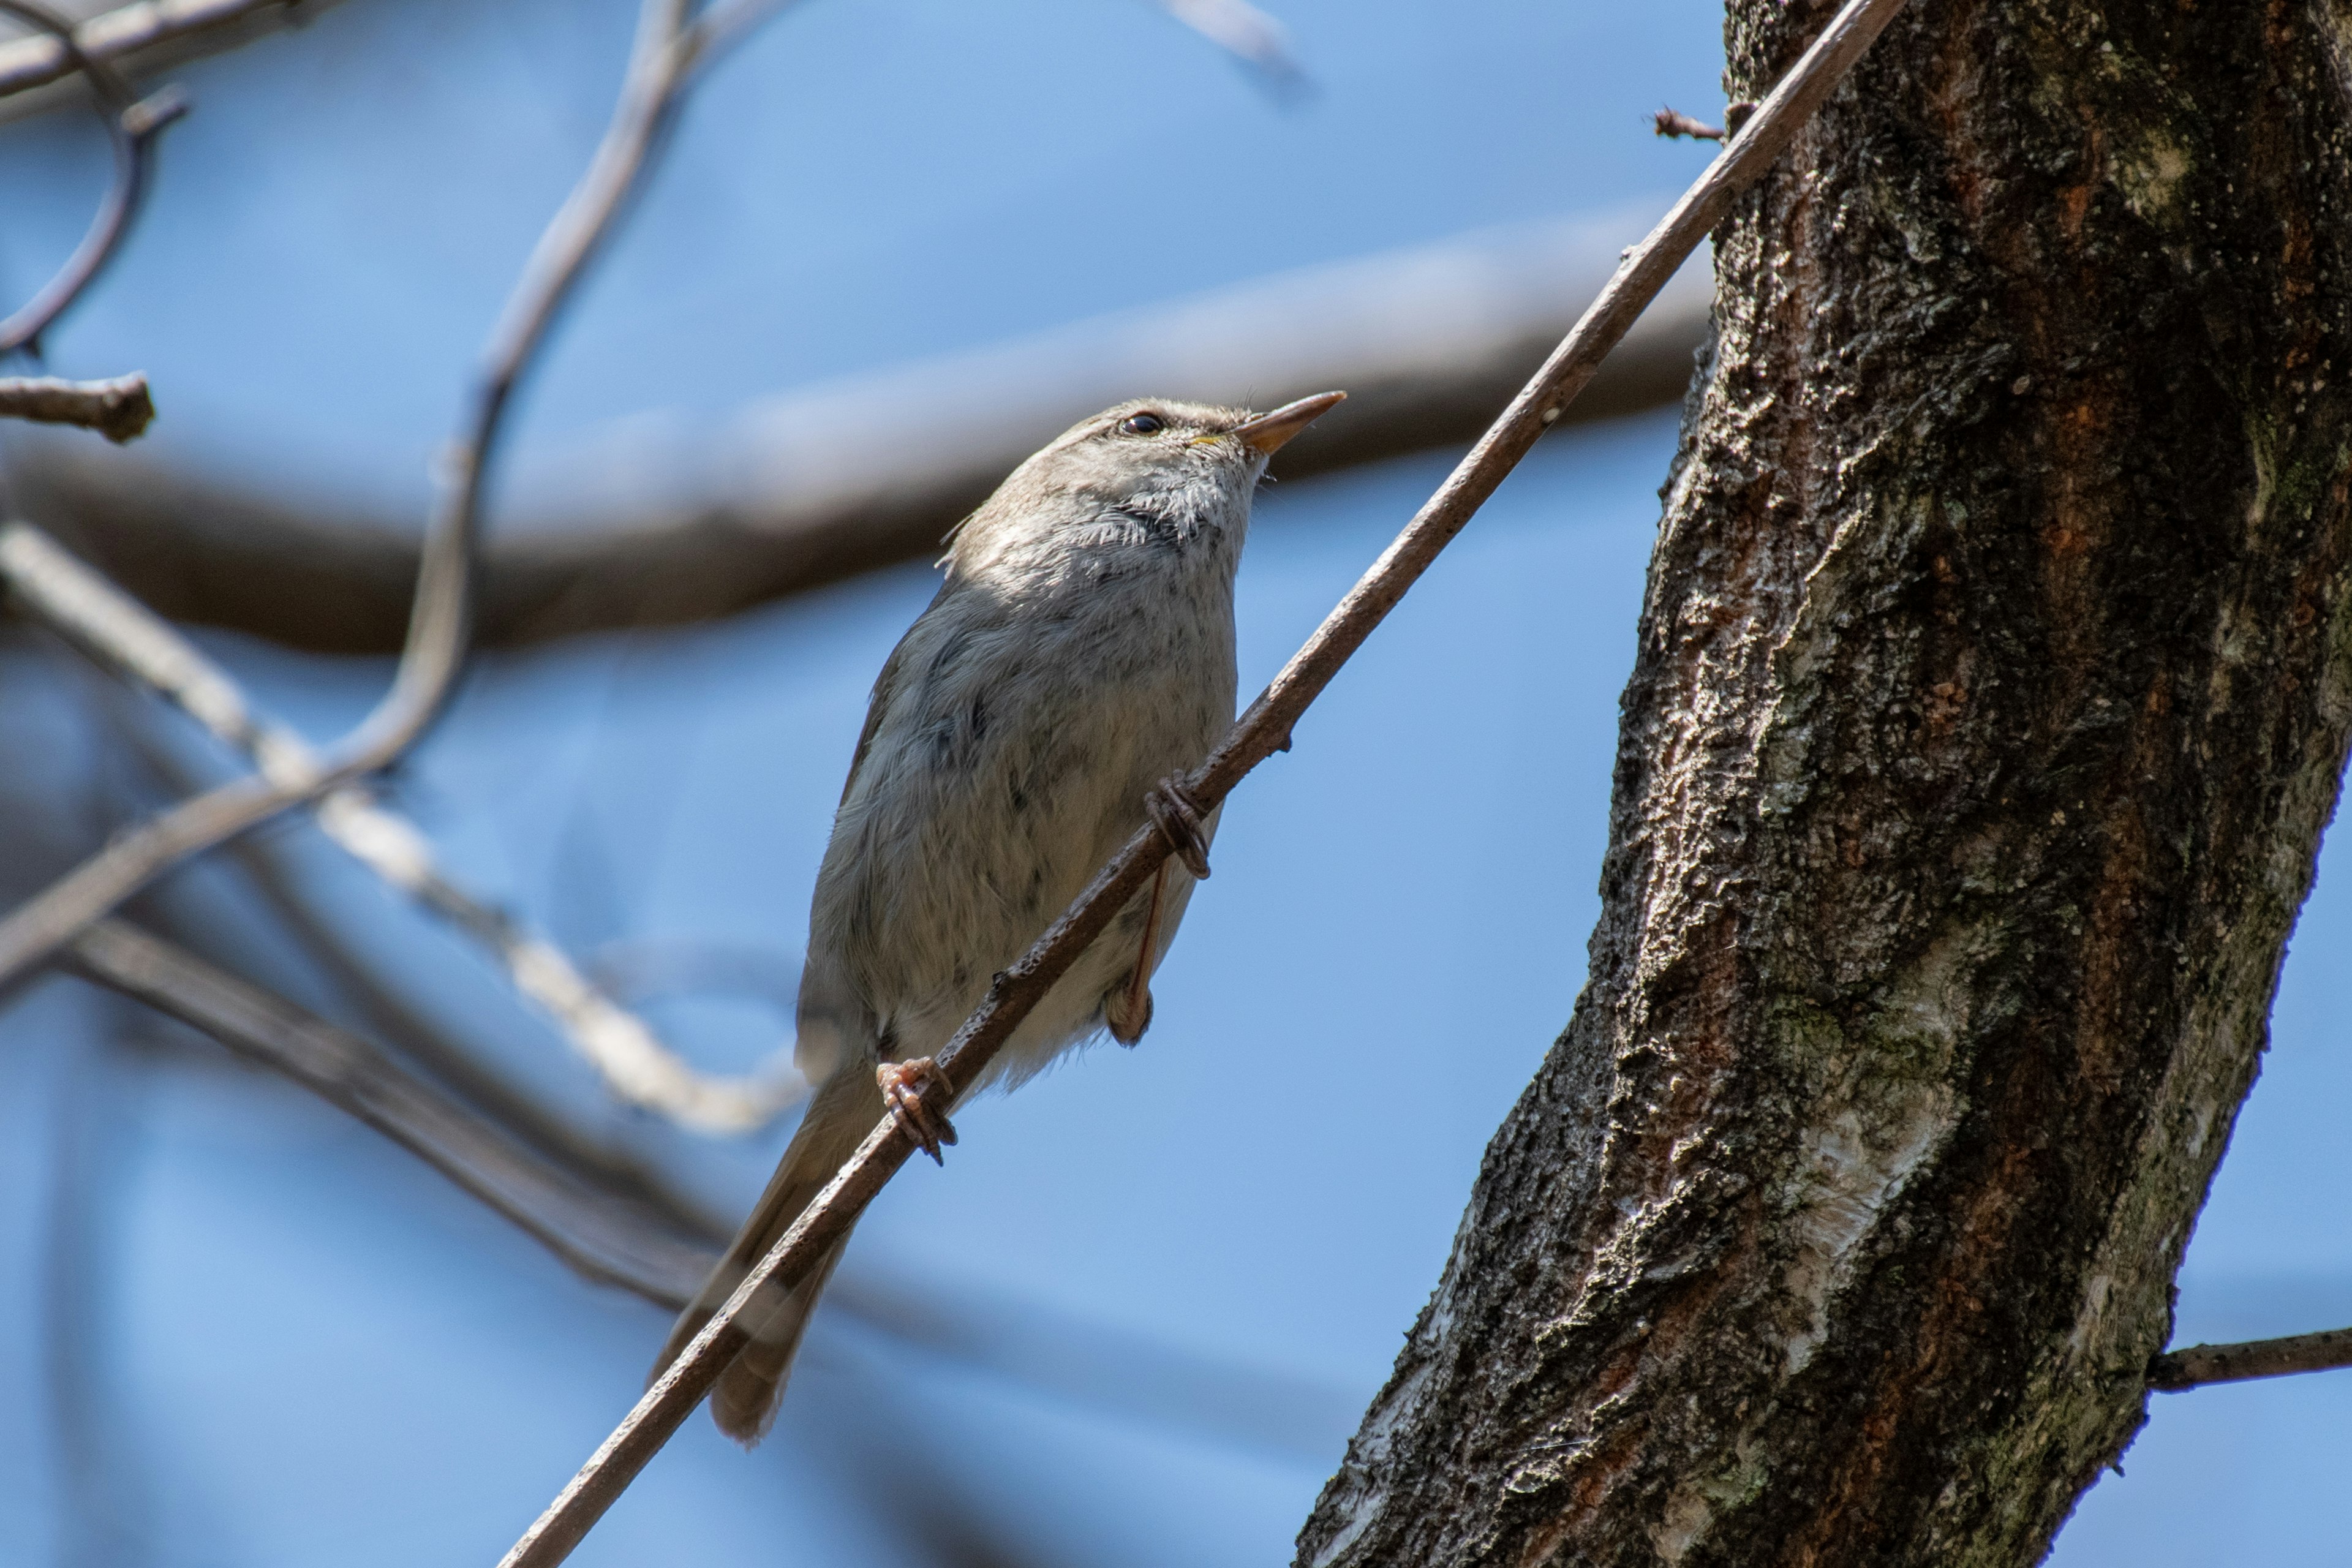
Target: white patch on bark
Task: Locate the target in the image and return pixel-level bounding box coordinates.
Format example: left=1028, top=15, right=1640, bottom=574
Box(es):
left=1652, top=1483, right=1717, bottom=1563
left=1784, top=1089, right=1953, bottom=1376
left=1306, top=1360, right=1435, bottom=1568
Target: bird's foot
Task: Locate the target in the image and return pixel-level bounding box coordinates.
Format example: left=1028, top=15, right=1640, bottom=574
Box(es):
left=876, top=1058, right=957, bottom=1164
left=1106, top=860, right=1170, bottom=1047
left=1145, top=776, right=1212, bottom=880
left=1105, top=978, right=1154, bottom=1046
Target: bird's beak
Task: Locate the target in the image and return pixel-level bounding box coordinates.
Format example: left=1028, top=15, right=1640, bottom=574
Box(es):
left=1231, top=390, right=1347, bottom=454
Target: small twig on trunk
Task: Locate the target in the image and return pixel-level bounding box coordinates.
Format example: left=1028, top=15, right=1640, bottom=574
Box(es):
left=0, top=0, right=796, bottom=996
left=62, top=916, right=718, bottom=1308
left=0, top=521, right=802, bottom=1132
left=2149, top=1327, right=2352, bottom=1392
left=496, top=1, right=1912, bottom=1561
left=1653, top=106, right=1725, bottom=140
left=0, top=374, right=152, bottom=442
left=1653, top=100, right=1755, bottom=141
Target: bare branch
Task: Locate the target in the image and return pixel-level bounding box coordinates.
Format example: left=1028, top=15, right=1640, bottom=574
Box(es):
left=0, top=0, right=331, bottom=106
left=0, top=373, right=150, bottom=442
left=2149, top=1327, right=2352, bottom=1392
left=0, top=1, right=187, bottom=356
left=7, top=214, right=1709, bottom=652
left=0, top=0, right=791, bottom=995
left=0, top=522, right=802, bottom=1129
left=62, top=916, right=718, bottom=1308
left=497, top=1, right=1910, bottom=1559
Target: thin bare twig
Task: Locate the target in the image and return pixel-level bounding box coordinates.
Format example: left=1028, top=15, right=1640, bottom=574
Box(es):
left=0, top=0, right=320, bottom=103
left=497, top=1, right=1912, bottom=1561
left=0, top=0, right=188, bottom=357
left=0, top=521, right=802, bottom=1131
left=0, top=0, right=793, bottom=995
left=2149, top=1327, right=2352, bottom=1392
left=62, top=916, right=719, bottom=1306
left=0, top=374, right=151, bottom=441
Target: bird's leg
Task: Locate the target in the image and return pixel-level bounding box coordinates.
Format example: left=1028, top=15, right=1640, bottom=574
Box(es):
left=876, top=1058, right=957, bottom=1164
left=1145, top=775, right=1212, bottom=880
left=1106, top=862, right=1169, bottom=1046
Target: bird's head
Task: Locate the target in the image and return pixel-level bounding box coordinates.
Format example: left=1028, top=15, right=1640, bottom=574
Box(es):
left=948, top=391, right=1346, bottom=576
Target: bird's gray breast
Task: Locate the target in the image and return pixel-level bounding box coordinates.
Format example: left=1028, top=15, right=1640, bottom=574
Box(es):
left=812, top=522, right=1238, bottom=1042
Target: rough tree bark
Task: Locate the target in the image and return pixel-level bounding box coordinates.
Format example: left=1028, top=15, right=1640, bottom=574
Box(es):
left=1297, top=2, right=2352, bottom=1566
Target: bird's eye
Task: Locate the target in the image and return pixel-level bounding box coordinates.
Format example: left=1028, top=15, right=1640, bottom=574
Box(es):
left=1120, top=412, right=1164, bottom=435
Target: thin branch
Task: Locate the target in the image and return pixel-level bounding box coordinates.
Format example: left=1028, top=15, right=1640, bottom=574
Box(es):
left=0, top=0, right=793, bottom=995
left=9, top=213, right=1710, bottom=652
left=0, top=0, right=188, bottom=357
left=498, top=0, right=1912, bottom=1559
left=0, top=374, right=151, bottom=442
left=2149, top=1327, right=2352, bottom=1392
left=62, top=916, right=719, bottom=1307
left=0, top=521, right=802, bottom=1131
left=0, top=0, right=326, bottom=104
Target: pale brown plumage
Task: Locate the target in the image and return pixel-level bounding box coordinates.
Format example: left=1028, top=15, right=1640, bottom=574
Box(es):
left=652, top=391, right=1343, bottom=1441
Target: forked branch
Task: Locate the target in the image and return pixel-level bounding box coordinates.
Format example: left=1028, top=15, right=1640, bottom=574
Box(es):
left=0, top=0, right=796, bottom=995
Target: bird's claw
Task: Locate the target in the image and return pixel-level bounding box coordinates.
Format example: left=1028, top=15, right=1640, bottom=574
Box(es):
left=877, top=1058, right=957, bottom=1164
left=1105, top=977, right=1154, bottom=1046
left=1145, top=777, right=1212, bottom=880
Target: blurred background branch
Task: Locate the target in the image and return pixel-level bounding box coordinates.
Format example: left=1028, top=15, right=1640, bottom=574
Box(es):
left=1, top=521, right=805, bottom=1130
left=0, top=372, right=149, bottom=440
left=0, top=0, right=800, bottom=995
left=0, top=0, right=336, bottom=114
left=4, top=221, right=1709, bottom=652
left=62, top=914, right=722, bottom=1305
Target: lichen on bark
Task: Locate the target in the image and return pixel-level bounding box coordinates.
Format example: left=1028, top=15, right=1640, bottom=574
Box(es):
left=1295, top=2, right=2352, bottom=1564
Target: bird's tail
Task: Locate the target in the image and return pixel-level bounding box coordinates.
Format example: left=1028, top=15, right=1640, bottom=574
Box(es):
left=651, top=1065, right=883, bottom=1444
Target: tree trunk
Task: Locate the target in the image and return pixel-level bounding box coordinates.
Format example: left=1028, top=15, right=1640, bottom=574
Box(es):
left=1296, top=2, right=2352, bottom=1565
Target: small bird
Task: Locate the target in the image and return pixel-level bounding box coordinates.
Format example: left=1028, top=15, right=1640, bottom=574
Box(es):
left=654, top=390, right=1346, bottom=1441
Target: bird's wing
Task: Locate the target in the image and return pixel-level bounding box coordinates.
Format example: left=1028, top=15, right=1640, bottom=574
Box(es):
left=838, top=578, right=952, bottom=806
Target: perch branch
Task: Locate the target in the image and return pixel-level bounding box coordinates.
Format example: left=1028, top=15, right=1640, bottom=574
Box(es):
left=0, top=521, right=801, bottom=1129
left=63, top=916, right=717, bottom=1307
left=2149, top=1327, right=2352, bottom=1392
left=0, top=374, right=151, bottom=442
left=497, top=1, right=1911, bottom=1561
left=0, top=0, right=794, bottom=995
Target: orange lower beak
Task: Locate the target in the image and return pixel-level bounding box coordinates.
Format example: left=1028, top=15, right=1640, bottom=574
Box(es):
left=1232, top=390, right=1347, bottom=454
